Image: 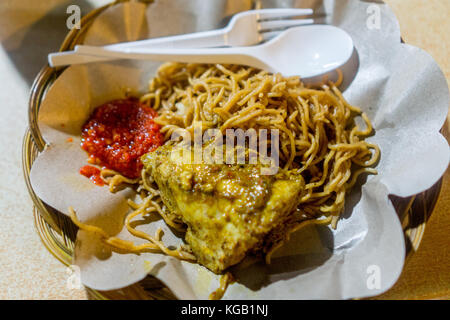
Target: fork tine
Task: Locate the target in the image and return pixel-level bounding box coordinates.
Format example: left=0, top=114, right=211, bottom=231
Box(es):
left=255, top=8, right=313, bottom=20
left=259, top=18, right=314, bottom=31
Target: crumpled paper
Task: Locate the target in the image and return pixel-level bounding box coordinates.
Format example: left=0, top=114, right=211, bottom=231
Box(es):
left=30, top=0, right=450, bottom=299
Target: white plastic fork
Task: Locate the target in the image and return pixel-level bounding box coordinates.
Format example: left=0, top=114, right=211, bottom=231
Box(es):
left=49, top=8, right=314, bottom=67
left=75, top=25, right=354, bottom=78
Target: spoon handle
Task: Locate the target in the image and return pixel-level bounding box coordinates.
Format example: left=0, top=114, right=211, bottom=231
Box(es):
left=74, top=44, right=265, bottom=70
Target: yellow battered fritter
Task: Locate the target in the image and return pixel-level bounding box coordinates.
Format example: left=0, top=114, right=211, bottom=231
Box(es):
left=142, top=144, right=305, bottom=273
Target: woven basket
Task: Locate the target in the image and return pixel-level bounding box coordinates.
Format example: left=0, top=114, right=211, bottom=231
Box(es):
left=22, top=0, right=443, bottom=300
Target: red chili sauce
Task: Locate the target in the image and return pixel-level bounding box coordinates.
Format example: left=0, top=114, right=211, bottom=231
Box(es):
left=79, top=165, right=104, bottom=186
left=80, top=97, right=163, bottom=183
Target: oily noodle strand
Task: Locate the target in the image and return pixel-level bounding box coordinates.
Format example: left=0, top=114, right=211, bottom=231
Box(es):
left=209, top=272, right=235, bottom=300
left=70, top=63, right=379, bottom=298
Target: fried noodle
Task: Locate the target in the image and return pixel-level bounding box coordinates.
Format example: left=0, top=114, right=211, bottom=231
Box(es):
left=70, top=63, right=380, bottom=298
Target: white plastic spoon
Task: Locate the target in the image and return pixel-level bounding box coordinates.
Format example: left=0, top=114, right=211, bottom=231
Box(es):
left=75, top=25, right=353, bottom=78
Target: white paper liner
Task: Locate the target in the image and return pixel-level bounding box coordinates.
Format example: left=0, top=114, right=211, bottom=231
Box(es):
left=30, top=0, right=450, bottom=299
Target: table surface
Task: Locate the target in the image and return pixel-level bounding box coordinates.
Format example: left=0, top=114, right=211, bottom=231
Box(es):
left=0, top=0, right=448, bottom=300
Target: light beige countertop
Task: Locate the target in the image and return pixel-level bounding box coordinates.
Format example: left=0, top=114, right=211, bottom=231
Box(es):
left=0, top=0, right=448, bottom=300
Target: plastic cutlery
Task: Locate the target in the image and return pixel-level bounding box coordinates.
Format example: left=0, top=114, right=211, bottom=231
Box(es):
left=74, top=25, right=353, bottom=78
left=49, top=8, right=314, bottom=67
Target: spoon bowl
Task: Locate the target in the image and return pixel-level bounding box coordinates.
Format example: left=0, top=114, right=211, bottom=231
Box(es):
left=253, top=25, right=354, bottom=77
